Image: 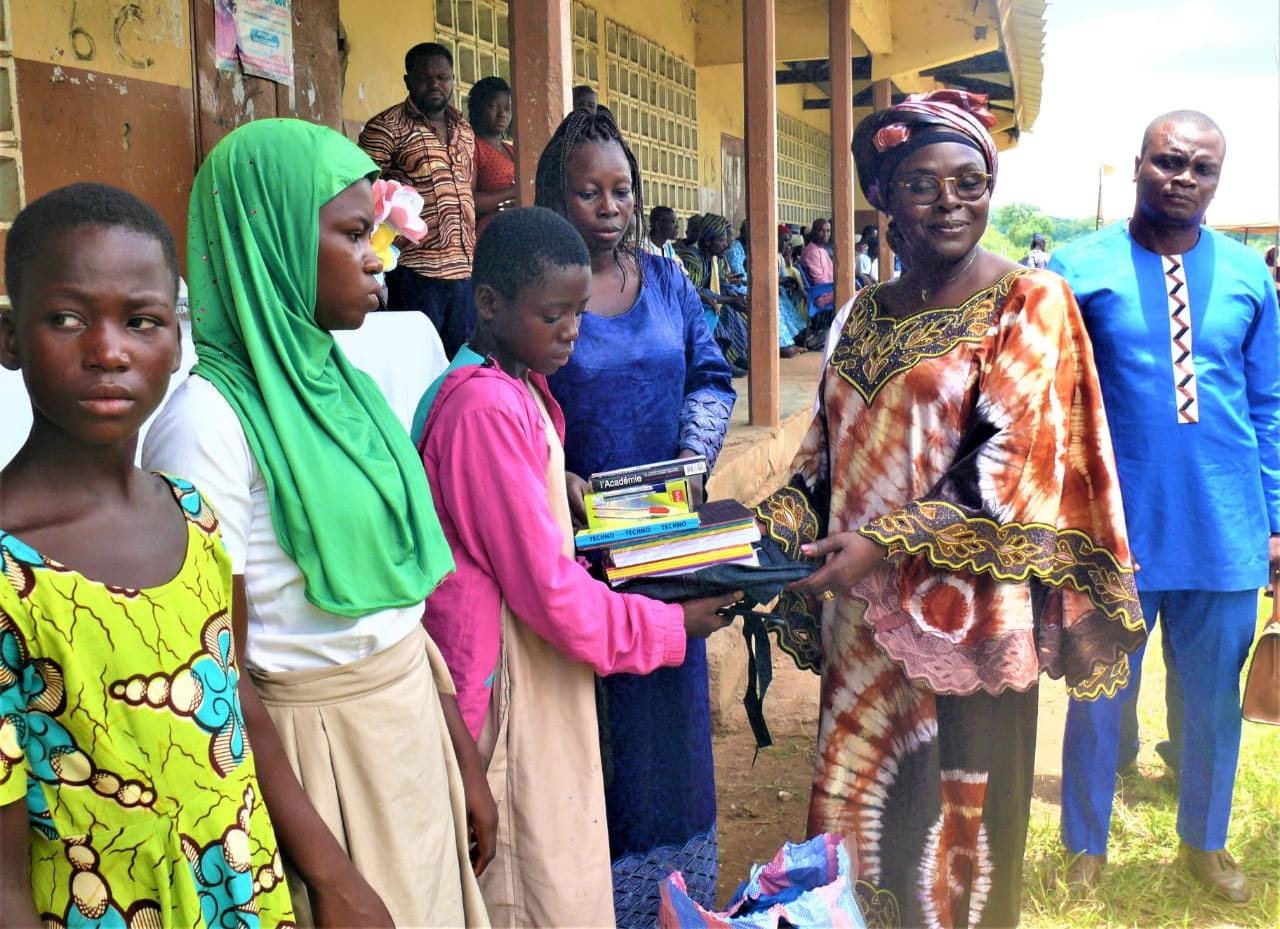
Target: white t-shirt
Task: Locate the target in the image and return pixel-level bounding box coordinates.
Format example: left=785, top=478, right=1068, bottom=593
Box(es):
left=142, top=375, right=428, bottom=672
left=333, top=312, right=448, bottom=432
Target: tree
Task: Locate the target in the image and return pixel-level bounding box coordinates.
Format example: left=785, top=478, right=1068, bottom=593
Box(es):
left=979, top=224, right=1017, bottom=260
left=1047, top=216, right=1094, bottom=245
left=990, top=202, right=1095, bottom=255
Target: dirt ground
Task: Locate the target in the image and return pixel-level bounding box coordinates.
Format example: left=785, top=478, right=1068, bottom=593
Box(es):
left=711, top=635, right=1074, bottom=903
left=712, top=646, right=821, bottom=901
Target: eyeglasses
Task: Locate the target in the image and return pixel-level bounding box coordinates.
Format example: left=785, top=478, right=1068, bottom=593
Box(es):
left=894, top=171, right=992, bottom=205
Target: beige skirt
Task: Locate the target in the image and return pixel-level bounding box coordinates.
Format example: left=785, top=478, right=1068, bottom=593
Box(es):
left=476, top=605, right=615, bottom=928
left=250, top=626, right=489, bottom=928
left=474, top=388, right=616, bottom=928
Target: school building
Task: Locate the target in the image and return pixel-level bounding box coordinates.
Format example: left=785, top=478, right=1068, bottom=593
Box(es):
left=0, top=0, right=1045, bottom=711
left=0, top=0, right=1043, bottom=392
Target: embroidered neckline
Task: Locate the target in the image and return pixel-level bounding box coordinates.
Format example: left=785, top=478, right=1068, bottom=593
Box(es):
left=829, top=271, right=1030, bottom=404
left=866, top=268, right=1030, bottom=325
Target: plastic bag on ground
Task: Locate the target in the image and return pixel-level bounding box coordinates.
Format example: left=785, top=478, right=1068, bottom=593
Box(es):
left=658, top=833, right=866, bottom=928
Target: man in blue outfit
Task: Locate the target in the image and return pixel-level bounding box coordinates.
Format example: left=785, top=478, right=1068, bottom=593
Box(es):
left=1051, top=110, right=1280, bottom=904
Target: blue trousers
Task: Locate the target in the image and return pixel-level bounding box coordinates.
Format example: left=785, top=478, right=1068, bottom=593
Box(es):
left=1118, top=623, right=1183, bottom=769
left=1061, top=589, right=1256, bottom=853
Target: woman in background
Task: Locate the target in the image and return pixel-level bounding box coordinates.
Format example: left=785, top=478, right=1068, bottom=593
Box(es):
left=676, top=213, right=750, bottom=375
left=534, top=108, right=736, bottom=927
left=468, top=76, right=516, bottom=236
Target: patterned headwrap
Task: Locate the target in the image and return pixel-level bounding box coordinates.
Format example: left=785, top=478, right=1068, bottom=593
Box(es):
left=699, top=213, right=732, bottom=246
left=852, top=89, right=999, bottom=212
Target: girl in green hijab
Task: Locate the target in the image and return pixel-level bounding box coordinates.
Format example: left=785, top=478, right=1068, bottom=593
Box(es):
left=144, top=118, right=492, bottom=927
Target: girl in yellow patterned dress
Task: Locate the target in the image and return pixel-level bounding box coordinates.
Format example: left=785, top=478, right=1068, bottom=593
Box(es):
left=0, top=183, right=294, bottom=927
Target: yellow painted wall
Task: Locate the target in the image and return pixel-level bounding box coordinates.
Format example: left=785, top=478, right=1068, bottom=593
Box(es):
left=851, top=0, right=892, bottom=53
left=12, top=0, right=191, bottom=87
left=777, top=83, right=831, bottom=134
left=696, top=0, right=871, bottom=67
left=340, top=0, right=436, bottom=121
left=874, top=0, right=998, bottom=80
left=594, top=0, right=697, bottom=62
left=693, top=68, right=849, bottom=215
left=694, top=62, right=741, bottom=210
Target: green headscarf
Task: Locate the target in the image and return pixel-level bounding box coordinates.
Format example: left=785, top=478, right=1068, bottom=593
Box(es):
left=188, top=118, right=453, bottom=617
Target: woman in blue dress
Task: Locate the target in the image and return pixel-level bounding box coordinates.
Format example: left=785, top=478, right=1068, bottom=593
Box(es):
left=534, top=108, right=736, bottom=926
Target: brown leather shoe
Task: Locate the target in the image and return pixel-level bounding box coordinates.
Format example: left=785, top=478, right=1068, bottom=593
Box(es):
left=1064, top=852, right=1106, bottom=891
left=1179, top=843, right=1252, bottom=904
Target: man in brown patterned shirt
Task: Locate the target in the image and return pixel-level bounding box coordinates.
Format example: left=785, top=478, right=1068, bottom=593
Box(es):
left=360, top=42, right=476, bottom=357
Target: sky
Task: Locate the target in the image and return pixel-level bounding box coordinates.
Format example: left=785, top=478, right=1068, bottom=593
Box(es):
left=993, top=0, right=1280, bottom=225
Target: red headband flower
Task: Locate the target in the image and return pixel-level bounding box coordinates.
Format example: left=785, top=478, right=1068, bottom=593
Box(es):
left=872, top=124, right=912, bottom=152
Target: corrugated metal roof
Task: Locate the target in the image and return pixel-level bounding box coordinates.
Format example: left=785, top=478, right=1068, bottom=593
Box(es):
left=996, top=0, right=1046, bottom=133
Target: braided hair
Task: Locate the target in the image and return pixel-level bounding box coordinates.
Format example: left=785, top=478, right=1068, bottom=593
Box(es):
left=534, top=107, right=645, bottom=290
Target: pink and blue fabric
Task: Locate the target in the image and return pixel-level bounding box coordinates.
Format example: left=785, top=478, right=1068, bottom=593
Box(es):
left=658, top=834, right=866, bottom=929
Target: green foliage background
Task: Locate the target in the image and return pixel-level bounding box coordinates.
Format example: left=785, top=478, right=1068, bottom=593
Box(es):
left=981, top=202, right=1097, bottom=261
left=983, top=202, right=1276, bottom=263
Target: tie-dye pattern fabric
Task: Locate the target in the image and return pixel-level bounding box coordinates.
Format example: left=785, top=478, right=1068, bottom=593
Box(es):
left=755, top=268, right=1144, bottom=927
left=0, top=476, right=294, bottom=928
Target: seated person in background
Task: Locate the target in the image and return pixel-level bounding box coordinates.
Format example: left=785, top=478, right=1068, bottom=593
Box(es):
left=675, top=214, right=750, bottom=375
left=775, top=231, right=808, bottom=357
left=642, top=205, right=683, bottom=267
left=789, top=232, right=806, bottom=265
left=800, top=217, right=835, bottom=310
left=724, top=220, right=749, bottom=297
left=854, top=239, right=874, bottom=288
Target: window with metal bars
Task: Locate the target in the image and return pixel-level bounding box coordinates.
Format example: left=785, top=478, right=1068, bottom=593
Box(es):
left=604, top=19, right=698, bottom=216
left=0, top=0, right=23, bottom=306
left=776, top=113, right=832, bottom=227
left=433, top=0, right=510, bottom=108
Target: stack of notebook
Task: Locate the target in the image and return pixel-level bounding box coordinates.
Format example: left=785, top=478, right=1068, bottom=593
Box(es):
left=602, top=499, right=761, bottom=584
left=572, top=477, right=699, bottom=551
left=571, top=455, right=761, bottom=583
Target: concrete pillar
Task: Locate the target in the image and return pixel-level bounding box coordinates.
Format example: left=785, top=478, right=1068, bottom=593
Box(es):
left=872, top=78, right=893, bottom=279
left=744, top=0, right=779, bottom=427
left=509, top=0, right=571, bottom=207
left=829, top=0, right=856, bottom=310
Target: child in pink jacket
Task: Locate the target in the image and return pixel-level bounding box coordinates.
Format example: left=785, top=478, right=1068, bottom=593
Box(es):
left=417, top=208, right=737, bottom=928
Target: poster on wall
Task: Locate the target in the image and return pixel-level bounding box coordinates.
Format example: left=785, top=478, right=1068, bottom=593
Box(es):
left=214, top=0, right=295, bottom=87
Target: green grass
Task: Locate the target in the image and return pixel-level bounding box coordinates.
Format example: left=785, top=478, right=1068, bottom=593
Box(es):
left=1021, top=605, right=1280, bottom=928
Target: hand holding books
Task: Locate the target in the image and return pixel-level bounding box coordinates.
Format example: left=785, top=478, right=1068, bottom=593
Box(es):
left=565, top=471, right=591, bottom=529
left=674, top=449, right=706, bottom=506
